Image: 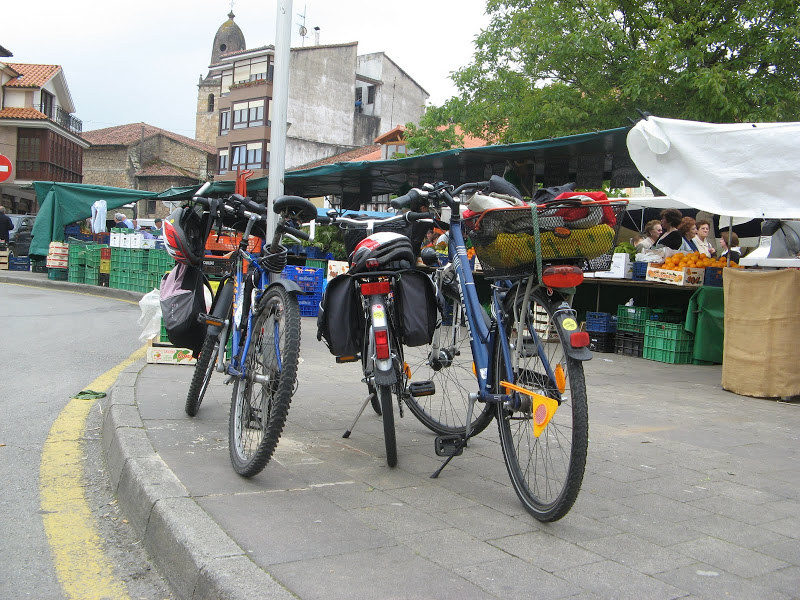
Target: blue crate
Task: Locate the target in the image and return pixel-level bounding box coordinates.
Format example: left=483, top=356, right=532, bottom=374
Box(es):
left=9, top=256, right=31, bottom=271
left=282, top=266, right=324, bottom=294
left=632, top=261, right=649, bottom=281
left=298, top=292, right=322, bottom=317
left=585, top=311, right=617, bottom=333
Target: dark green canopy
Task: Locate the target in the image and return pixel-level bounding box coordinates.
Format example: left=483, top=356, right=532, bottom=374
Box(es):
left=29, top=182, right=158, bottom=257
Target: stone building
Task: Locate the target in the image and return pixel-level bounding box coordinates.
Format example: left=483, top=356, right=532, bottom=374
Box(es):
left=81, top=123, right=216, bottom=217
left=195, top=12, right=429, bottom=181
left=0, top=56, right=88, bottom=213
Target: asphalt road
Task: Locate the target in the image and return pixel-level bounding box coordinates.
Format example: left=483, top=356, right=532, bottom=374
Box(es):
left=0, top=281, right=171, bottom=599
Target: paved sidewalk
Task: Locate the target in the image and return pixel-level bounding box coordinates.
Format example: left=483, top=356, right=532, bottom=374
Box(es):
left=102, top=317, right=800, bottom=600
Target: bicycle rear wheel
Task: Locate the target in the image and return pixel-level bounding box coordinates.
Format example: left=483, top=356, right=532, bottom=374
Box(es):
left=229, top=285, right=301, bottom=477
left=404, top=292, right=494, bottom=436
left=377, top=384, right=397, bottom=467
left=495, top=287, right=588, bottom=521
left=185, top=335, right=218, bottom=417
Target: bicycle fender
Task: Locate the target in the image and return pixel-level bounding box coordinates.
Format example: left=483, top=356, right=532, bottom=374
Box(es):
left=373, top=368, right=397, bottom=385
left=551, top=308, right=592, bottom=361
left=208, top=279, right=234, bottom=337
left=267, top=277, right=303, bottom=295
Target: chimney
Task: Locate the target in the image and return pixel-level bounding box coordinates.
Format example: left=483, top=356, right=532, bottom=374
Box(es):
left=314, top=26, right=320, bottom=46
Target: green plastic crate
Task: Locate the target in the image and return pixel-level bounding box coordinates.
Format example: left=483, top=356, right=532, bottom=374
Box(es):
left=616, top=305, right=652, bottom=333
left=306, top=258, right=327, bottom=269
left=48, top=268, right=68, bottom=281
left=643, top=321, right=694, bottom=364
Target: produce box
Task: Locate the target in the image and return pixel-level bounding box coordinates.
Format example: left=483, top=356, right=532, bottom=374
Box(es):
left=646, top=264, right=704, bottom=286
left=146, top=346, right=196, bottom=365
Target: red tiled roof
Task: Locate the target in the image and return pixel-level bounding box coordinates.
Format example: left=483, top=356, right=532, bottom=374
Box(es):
left=0, top=107, right=48, bottom=120
left=292, top=145, right=381, bottom=170
left=82, top=123, right=217, bottom=155
left=5, top=63, right=60, bottom=88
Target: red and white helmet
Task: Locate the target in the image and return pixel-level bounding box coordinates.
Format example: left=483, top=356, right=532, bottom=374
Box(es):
left=163, top=205, right=206, bottom=266
left=350, top=231, right=415, bottom=272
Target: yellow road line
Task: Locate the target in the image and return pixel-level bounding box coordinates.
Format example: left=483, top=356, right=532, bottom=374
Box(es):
left=40, top=344, right=147, bottom=600
left=0, top=281, right=140, bottom=304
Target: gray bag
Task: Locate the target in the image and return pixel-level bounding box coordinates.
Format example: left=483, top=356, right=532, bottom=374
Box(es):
left=159, top=263, right=211, bottom=355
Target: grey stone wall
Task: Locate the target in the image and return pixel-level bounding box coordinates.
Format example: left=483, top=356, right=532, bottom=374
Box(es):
left=195, top=80, right=219, bottom=147
left=82, top=147, right=132, bottom=189
left=286, top=136, right=358, bottom=170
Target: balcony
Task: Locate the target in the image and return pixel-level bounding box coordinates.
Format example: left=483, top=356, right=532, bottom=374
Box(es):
left=39, top=102, right=83, bottom=134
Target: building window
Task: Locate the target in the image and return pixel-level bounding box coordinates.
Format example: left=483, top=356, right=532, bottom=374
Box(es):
left=232, top=100, right=265, bottom=129
left=40, top=90, right=54, bottom=117
left=146, top=199, right=157, bottom=214
left=219, top=110, right=230, bottom=134
left=230, top=143, right=263, bottom=170
left=367, top=85, right=376, bottom=104
left=207, top=94, right=215, bottom=112
left=246, top=143, right=262, bottom=169
left=355, top=88, right=363, bottom=103
left=218, top=149, right=229, bottom=174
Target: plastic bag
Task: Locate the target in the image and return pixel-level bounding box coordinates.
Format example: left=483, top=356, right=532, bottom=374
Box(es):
left=138, top=288, right=162, bottom=342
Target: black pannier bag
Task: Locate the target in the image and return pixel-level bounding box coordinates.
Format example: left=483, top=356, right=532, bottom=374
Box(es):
left=394, top=269, right=437, bottom=347
left=159, top=263, right=212, bottom=355
left=317, top=274, right=365, bottom=356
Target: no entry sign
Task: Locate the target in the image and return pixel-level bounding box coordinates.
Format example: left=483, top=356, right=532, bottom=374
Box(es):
left=0, top=154, right=12, bottom=183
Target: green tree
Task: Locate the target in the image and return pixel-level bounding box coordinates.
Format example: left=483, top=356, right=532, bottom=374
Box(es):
left=410, top=0, right=800, bottom=147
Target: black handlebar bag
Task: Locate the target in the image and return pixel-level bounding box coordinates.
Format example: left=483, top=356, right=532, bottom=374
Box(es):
left=317, top=274, right=365, bottom=357
left=159, top=263, right=212, bottom=356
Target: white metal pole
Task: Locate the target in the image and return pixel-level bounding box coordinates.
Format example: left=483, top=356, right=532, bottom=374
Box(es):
left=267, top=0, right=293, bottom=243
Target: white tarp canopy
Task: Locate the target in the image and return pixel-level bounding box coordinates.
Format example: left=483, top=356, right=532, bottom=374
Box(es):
left=627, top=117, right=800, bottom=219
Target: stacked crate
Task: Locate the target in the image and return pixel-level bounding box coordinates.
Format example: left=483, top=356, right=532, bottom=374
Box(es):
left=67, top=241, right=87, bottom=283
left=83, top=244, right=108, bottom=286
left=282, top=266, right=324, bottom=316
left=643, top=321, right=694, bottom=364
left=146, top=248, right=173, bottom=290
left=46, top=241, right=69, bottom=280
left=615, top=305, right=651, bottom=357
left=0, top=247, right=8, bottom=270
left=585, top=312, right=616, bottom=353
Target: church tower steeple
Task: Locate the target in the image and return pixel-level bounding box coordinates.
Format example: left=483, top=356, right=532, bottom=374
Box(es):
left=211, top=11, right=246, bottom=65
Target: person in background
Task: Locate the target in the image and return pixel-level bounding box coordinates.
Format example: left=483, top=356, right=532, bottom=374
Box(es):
left=152, top=218, right=164, bottom=237
left=693, top=219, right=716, bottom=257
left=678, top=217, right=699, bottom=252
left=0, top=206, right=14, bottom=244
left=114, top=213, right=134, bottom=229
left=656, top=208, right=684, bottom=250
left=636, top=219, right=662, bottom=252
left=720, top=231, right=742, bottom=263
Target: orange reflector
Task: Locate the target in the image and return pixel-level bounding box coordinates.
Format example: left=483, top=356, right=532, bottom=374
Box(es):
left=541, top=265, right=584, bottom=288
left=472, top=362, right=476, bottom=376
left=554, top=364, right=566, bottom=393
left=404, top=362, right=411, bottom=378
left=500, top=381, right=559, bottom=437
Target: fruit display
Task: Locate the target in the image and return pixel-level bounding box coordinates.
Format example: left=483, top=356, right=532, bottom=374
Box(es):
left=659, top=251, right=743, bottom=271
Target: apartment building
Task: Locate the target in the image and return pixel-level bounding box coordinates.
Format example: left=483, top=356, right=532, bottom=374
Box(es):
left=195, top=12, right=429, bottom=181
left=0, top=54, right=88, bottom=213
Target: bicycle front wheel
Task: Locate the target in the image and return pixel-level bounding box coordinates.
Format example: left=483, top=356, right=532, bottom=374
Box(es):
left=229, top=285, right=301, bottom=477
left=185, top=335, right=218, bottom=417
left=404, top=293, right=494, bottom=436
left=496, top=288, right=588, bottom=521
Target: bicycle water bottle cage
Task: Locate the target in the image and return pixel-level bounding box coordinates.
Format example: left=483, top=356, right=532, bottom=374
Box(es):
left=349, top=232, right=415, bottom=273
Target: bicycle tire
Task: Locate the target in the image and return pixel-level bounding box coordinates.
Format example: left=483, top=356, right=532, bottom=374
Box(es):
left=404, top=292, right=494, bottom=436
left=377, top=384, right=397, bottom=467
left=495, top=288, right=588, bottom=521
left=185, top=335, right=218, bottom=417
left=229, top=285, right=301, bottom=477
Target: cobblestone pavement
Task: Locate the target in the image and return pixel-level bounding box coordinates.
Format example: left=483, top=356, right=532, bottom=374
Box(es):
left=109, top=318, right=800, bottom=599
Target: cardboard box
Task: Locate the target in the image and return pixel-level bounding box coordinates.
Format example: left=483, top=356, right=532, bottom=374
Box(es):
left=46, top=258, right=69, bottom=268
left=646, top=264, right=704, bottom=286
left=594, top=253, right=633, bottom=279
left=146, top=346, right=197, bottom=365
left=326, top=260, right=349, bottom=280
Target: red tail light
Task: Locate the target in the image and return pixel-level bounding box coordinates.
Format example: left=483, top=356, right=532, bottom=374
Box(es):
left=374, top=329, right=390, bottom=359
left=570, top=331, right=590, bottom=348
left=542, top=265, right=584, bottom=288
left=361, top=281, right=391, bottom=296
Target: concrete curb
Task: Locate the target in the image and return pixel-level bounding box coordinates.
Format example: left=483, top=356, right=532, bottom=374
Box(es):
left=0, top=270, right=145, bottom=303
left=101, top=361, right=298, bottom=600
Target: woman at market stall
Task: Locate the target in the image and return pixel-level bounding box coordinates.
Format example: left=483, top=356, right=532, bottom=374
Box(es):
left=656, top=208, right=684, bottom=250
left=720, top=231, right=742, bottom=263
left=678, top=217, right=699, bottom=252
left=693, top=219, right=716, bottom=257
left=636, top=219, right=662, bottom=252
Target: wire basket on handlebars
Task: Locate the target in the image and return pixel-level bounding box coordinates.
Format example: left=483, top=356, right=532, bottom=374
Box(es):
left=462, top=199, right=628, bottom=278
left=342, top=217, right=429, bottom=259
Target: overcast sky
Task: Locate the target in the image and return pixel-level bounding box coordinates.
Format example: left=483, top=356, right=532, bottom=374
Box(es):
left=3, top=0, right=489, bottom=138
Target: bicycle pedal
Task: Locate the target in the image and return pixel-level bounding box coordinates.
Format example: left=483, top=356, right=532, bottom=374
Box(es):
left=336, top=354, right=361, bottom=363
left=197, top=313, right=225, bottom=327
left=435, top=435, right=465, bottom=457
left=409, top=380, right=435, bottom=397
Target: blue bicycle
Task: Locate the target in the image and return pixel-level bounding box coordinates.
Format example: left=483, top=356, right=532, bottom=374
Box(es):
left=396, top=177, right=626, bottom=521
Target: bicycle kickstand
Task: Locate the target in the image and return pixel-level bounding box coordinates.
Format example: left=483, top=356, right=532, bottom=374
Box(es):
left=343, top=393, right=376, bottom=438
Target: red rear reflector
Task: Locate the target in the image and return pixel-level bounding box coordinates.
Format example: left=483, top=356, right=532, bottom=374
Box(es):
left=366, top=259, right=380, bottom=269
left=361, top=281, right=391, bottom=295
left=570, top=331, right=590, bottom=348
left=375, top=329, right=390, bottom=359
left=541, top=265, right=584, bottom=288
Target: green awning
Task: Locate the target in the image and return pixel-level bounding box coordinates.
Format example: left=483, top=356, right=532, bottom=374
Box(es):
left=30, top=182, right=157, bottom=257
